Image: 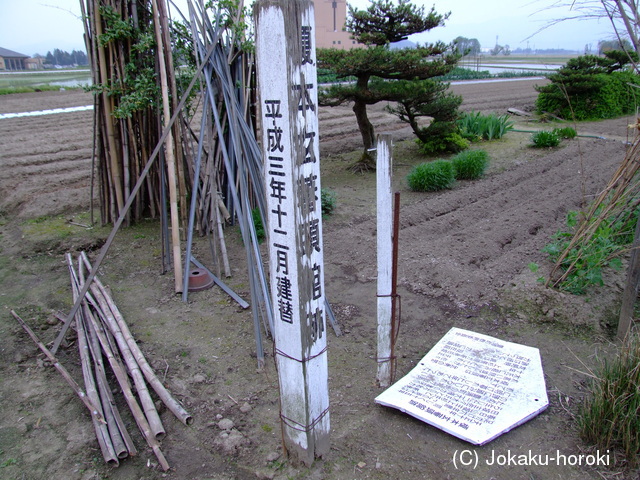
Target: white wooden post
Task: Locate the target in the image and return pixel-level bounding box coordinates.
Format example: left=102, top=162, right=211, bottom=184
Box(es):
left=254, top=0, right=330, bottom=465
left=376, top=134, right=394, bottom=387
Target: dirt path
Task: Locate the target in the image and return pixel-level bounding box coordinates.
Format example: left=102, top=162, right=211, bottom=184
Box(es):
left=0, top=82, right=635, bottom=480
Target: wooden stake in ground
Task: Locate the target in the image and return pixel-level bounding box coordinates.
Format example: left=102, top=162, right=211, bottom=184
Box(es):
left=255, top=0, right=330, bottom=465
left=152, top=0, right=183, bottom=293
left=376, top=134, right=395, bottom=388
left=618, top=212, right=640, bottom=341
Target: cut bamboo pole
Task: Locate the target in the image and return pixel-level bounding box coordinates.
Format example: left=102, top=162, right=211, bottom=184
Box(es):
left=78, top=302, right=170, bottom=471
left=77, top=305, right=119, bottom=466
left=81, top=252, right=193, bottom=426
left=67, top=254, right=119, bottom=466
left=152, top=0, right=183, bottom=294
left=75, top=259, right=136, bottom=458
left=11, top=310, right=106, bottom=426
left=86, top=311, right=137, bottom=458
left=93, top=1, right=124, bottom=217
left=85, top=280, right=166, bottom=440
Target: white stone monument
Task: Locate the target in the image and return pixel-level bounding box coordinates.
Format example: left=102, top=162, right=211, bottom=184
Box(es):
left=375, top=327, right=548, bottom=445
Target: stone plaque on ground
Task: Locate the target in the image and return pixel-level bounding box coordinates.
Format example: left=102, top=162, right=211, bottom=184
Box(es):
left=375, top=327, right=548, bottom=445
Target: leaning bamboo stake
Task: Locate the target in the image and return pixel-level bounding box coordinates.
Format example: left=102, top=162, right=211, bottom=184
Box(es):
left=93, top=1, right=125, bottom=217
left=152, top=0, right=183, bottom=293
left=11, top=310, right=106, bottom=426
left=81, top=252, right=193, bottom=426
left=548, top=134, right=640, bottom=288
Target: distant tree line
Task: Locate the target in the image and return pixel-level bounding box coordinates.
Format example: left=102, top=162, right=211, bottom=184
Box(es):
left=41, top=48, right=89, bottom=66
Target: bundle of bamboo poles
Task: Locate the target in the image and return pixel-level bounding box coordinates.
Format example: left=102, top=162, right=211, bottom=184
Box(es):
left=78, top=0, right=275, bottom=363
left=80, top=0, right=189, bottom=293
left=60, top=251, right=192, bottom=469
left=547, top=126, right=640, bottom=290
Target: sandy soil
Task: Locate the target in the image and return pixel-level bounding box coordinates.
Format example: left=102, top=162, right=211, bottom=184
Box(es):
left=0, top=80, right=637, bottom=480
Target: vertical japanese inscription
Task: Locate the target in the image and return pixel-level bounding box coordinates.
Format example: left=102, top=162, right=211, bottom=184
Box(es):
left=261, top=12, right=325, bottom=351
left=256, top=1, right=329, bottom=462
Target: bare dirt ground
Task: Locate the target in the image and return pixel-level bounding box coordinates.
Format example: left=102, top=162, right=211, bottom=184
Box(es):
left=0, top=79, right=638, bottom=480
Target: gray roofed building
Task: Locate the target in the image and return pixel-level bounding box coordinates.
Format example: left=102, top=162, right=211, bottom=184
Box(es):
left=0, top=47, right=30, bottom=71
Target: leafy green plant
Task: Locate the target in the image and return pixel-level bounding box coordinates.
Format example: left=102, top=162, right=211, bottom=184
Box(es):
left=552, top=126, right=577, bottom=139
left=457, top=111, right=514, bottom=141
left=321, top=188, right=336, bottom=216
left=0, top=458, right=16, bottom=468
left=407, top=160, right=456, bottom=192
left=531, top=130, right=560, bottom=148
left=451, top=150, right=489, bottom=180
left=543, top=208, right=636, bottom=294
left=578, top=336, right=640, bottom=468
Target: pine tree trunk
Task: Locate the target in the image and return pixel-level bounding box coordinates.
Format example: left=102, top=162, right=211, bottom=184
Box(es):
left=353, top=99, right=375, bottom=151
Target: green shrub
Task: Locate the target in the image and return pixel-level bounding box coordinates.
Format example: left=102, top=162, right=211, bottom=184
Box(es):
left=531, top=130, right=560, bottom=148
left=578, top=337, right=640, bottom=468
left=535, top=52, right=640, bottom=120
left=457, top=111, right=514, bottom=141
left=552, top=126, right=577, bottom=139
left=321, top=188, right=336, bottom=216
left=452, top=150, right=489, bottom=180
left=407, top=160, right=456, bottom=192
left=417, top=132, right=469, bottom=156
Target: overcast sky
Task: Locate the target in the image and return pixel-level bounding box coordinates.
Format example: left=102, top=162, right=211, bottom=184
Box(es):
left=0, top=0, right=615, bottom=57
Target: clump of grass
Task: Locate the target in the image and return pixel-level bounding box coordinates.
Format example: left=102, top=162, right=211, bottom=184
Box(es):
left=552, top=126, right=578, bottom=139
left=578, top=336, right=640, bottom=468
left=407, top=160, right=455, bottom=192
left=451, top=150, right=489, bottom=180
left=457, top=111, right=514, bottom=141
left=531, top=130, right=560, bottom=148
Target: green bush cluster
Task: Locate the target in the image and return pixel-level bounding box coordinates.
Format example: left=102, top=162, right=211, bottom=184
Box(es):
left=408, top=150, right=489, bottom=191
left=457, top=111, right=514, bottom=141
left=535, top=51, right=640, bottom=121
left=530, top=130, right=561, bottom=148
left=417, top=132, right=469, bottom=156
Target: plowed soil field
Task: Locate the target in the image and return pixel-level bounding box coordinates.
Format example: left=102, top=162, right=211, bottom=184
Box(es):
left=0, top=79, right=637, bottom=480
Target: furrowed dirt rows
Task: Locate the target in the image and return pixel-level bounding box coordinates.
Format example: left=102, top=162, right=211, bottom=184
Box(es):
left=1, top=78, right=636, bottom=480
left=0, top=79, right=546, bottom=218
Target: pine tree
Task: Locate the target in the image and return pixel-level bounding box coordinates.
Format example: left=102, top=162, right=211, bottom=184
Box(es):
left=317, top=0, right=459, bottom=169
